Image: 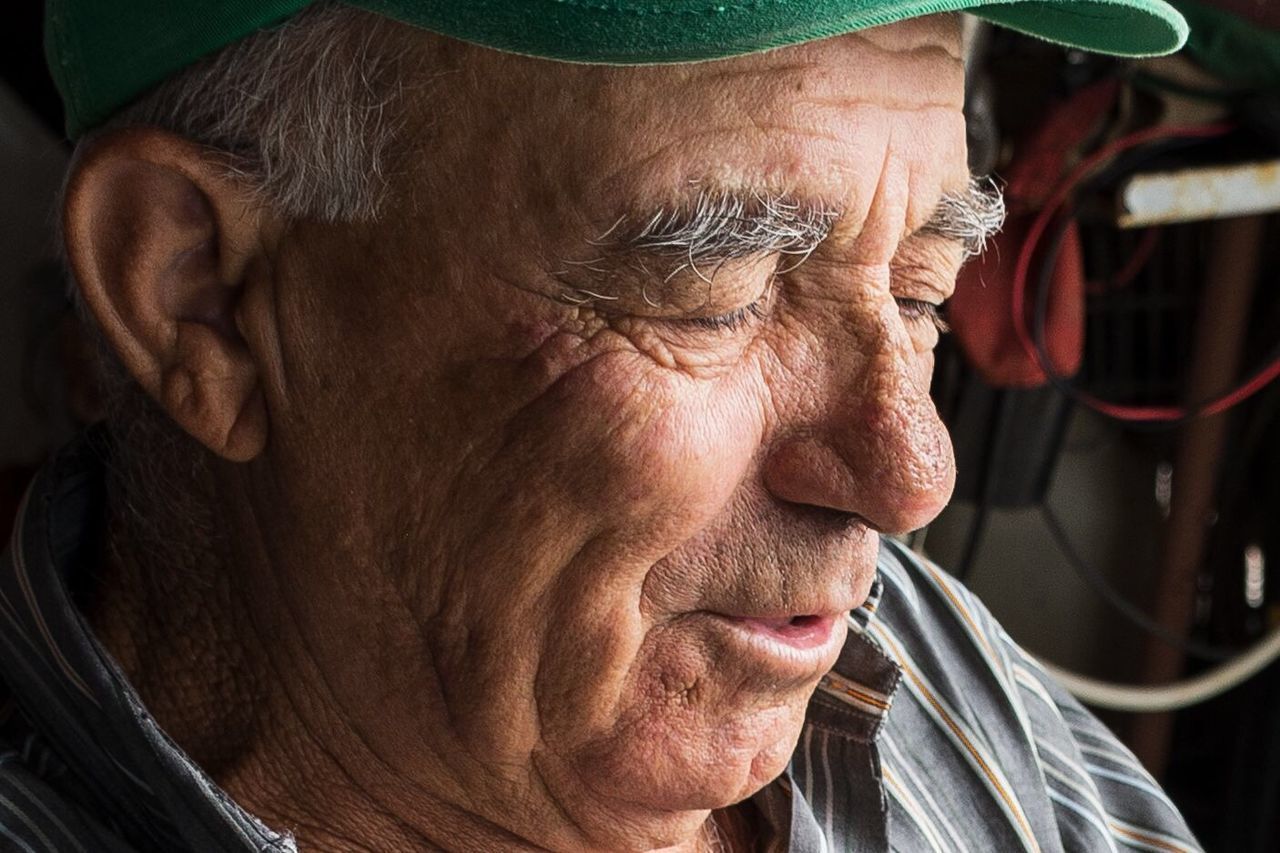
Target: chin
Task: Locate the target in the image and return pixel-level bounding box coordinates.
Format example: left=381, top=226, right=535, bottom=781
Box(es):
left=578, top=689, right=811, bottom=814
left=560, top=613, right=836, bottom=823
left=554, top=696, right=807, bottom=852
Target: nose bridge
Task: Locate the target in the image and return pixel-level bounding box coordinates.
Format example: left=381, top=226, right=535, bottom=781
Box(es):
left=837, top=299, right=906, bottom=397
left=808, top=285, right=917, bottom=430
left=851, top=339, right=941, bottom=457
left=839, top=327, right=954, bottom=531
left=837, top=303, right=931, bottom=438
left=764, top=294, right=954, bottom=533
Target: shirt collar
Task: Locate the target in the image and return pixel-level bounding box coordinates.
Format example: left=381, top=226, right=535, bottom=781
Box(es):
left=0, top=431, right=294, bottom=852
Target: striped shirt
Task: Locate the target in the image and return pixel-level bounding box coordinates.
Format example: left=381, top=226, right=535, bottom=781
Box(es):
left=0, top=435, right=1201, bottom=852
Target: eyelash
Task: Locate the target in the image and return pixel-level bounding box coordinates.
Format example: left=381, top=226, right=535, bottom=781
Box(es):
left=686, top=299, right=949, bottom=334
left=897, top=298, right=950, bottom=334
left=687, top=301, right=767, bottom=331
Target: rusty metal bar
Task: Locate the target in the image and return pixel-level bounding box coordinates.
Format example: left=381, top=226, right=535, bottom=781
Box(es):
left=1118, top=161, right=1280, bottom=228
left=1129, top=215, right=1266, bottom=775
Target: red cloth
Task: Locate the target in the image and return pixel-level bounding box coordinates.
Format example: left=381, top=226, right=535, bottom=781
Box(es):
left=949, top=80, right=1119, bottom=388
left=951, top=218, right=1084, bottom=388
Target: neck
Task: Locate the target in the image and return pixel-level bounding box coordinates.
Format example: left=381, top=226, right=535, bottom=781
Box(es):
left=87, top=503, right=499, bottom=850
left=88, top=503, right=261, bottom=781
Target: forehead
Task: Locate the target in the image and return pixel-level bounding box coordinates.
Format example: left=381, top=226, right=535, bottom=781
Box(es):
left=404, top=16, right=968, bottom=259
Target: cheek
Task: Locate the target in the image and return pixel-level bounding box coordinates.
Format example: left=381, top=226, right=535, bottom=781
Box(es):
left=527, top=354, right=775, bottom=727
left=554, top=352, right=768, bottom=534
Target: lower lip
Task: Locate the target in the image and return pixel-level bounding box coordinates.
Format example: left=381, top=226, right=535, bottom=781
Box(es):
left=704, top=613, right=845, bottom=679
left=735, top=615, right=838, bottom=650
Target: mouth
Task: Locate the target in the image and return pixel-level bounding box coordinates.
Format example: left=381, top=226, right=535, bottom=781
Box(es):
left=732, top=614, right=838, bottom=650
left=698, top=611, right=847, bottom=683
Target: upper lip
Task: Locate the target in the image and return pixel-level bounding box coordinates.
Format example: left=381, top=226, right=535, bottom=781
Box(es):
left=708, top=607, right=851, bottom=622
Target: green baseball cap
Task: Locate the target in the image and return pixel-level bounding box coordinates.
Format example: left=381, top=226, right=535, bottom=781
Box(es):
left=46, top=0, right=1188, bottom=139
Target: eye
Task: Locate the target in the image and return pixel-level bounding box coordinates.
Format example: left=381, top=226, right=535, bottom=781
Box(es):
left=896, top=297, right=950, bottom=334
left=683, top=301, right=767, bottom=331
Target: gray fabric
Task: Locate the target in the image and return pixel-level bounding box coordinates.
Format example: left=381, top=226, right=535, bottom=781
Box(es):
left=0, top=434, right=1201, bottom=851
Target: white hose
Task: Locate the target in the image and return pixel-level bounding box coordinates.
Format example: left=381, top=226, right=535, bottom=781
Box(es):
left=1035, top=622, right=1280, bottom=713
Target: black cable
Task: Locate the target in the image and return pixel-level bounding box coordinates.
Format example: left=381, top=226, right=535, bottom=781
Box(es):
left=1039, top=502, right=1236, bottom=662
left=1030, top=152, right=1280, bottom=431
left=1034, top=207, right=1280, bottom=433
left=1030, top=223, right=1236, bottom=656
left=954, top=502, right=988, bottom=584
left=954, top=392, right=1012, bottom=583
left=1023, top=138, right=1260, bottom=662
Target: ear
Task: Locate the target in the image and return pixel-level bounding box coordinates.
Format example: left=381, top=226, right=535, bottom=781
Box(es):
left=64, top=128, right=273, bottom=462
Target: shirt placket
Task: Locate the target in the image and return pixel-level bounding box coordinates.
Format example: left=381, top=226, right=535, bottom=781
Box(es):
left=761, top=626, right=903, bottom=852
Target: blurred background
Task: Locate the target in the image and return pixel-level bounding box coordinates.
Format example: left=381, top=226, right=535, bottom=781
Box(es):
left=2, top=1, right=1279, bottom=849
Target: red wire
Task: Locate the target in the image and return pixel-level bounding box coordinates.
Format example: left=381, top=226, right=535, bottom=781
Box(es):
left=1104, top=228, right=1161, bottom=291
left=1205, top=355, right=1280, bottom=415
left=1009, top=121, right=1280, bottom=423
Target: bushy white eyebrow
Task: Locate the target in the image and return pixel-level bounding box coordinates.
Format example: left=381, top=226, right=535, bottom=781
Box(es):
left=605, top=176, right=1004, bottom=268
left=919, top=176, right=1006, bottom=258
left=613, top=189, right=840, bottom=274
left=554, top=177, right=1005, bottom=305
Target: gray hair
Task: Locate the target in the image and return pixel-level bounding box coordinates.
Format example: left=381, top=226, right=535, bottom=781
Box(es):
left=627, top=190, right=840, bottom=263
left=919, top=175, right=1006, bottom=259
left=622, top=177, right=1005, bottom=266
left=80, top=2, right=410, bottom=222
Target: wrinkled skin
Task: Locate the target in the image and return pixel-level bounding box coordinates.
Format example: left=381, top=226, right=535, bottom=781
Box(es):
left=67, top=14, right=968, bottom=853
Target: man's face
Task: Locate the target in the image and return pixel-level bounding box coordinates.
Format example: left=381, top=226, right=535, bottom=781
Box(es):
left=252, top=16, right=967, bottom=847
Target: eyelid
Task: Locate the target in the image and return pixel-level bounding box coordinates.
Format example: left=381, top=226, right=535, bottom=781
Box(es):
left=890, top=247, right=963, bottom=301
left=896, top=297, right=950, bottom=334
left=665, top=262, right=778, bottom=331
left=683, top=300, right=767, bottom=331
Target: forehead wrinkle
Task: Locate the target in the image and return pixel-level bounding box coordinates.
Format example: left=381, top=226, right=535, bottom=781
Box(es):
left=686, top=22, right=962, bottom=89
left=692, top=60, right=831, bottom=88
left=854, top=15, right=964, bottom=57
left=644, top=32, right=959, bottom=96
left=795, top=95, right=962, bottom=113
left=587, top=120, right=859, bottom=199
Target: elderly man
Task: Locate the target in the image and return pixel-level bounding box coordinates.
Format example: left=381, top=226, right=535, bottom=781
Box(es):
left=2, top=1, right=1199, bottom=850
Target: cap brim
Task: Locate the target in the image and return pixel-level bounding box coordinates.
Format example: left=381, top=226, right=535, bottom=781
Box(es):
left=351, top=0, right=1188, bottom=63
left=55, top=0, right=1188, bottom=138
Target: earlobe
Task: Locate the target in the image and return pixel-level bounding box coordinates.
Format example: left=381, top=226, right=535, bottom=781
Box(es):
left=63, top=128, right=273, bottom=461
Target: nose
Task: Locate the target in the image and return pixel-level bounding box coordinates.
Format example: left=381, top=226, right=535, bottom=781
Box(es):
left=762, top=308, right=955, bottom=534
